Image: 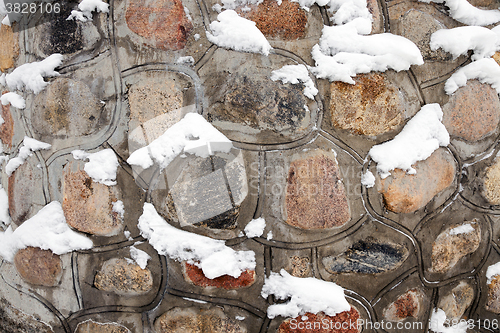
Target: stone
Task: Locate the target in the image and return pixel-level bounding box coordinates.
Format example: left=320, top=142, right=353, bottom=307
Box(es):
left=493, top=52, right=500, bottom=66
left=154, top=307, right=246, bottom=333
left=8, top=160, right=41, bottom=224
left=486, top=275, right=500, bottom=314
left=397, top=10, right=449, bottom=61
left=367, top=0, right=383, bottom=33
left=430, top=220, right=481, bottom=273
left=62, top=169, right=123, bottom=236
left=13, top=247, right=63, bottom=287
left=277, top=309, right=360, bottom=333
left=125, top=0, right=193, bottom=51
left=94, top=258, right=153, bottom=295
left=285, top=150, right=350, bottom=229
left=239, top=0, right=307, bottom=40
left=323, top=239, right=409, bottom=274
left=377, top=148, right=456, bottom=213
left=384, top=289, right=423, bottom=321
left=32, top=78, right=103, bottom=139
left=329, top=73, right=405, bottom=136
left=0, top=298, right=54, bottom=333
left=75, top=319, right=131, bottom=333
left=438, top=281, right=474, bottom=320
left=287, top=256, right=311, bottom=278
left=183, top=263, right=255, bottom=289
left=442, top=80, right=500, bottom=142
left=0, top=24, right=18, bottom=72
left=483, top=157, right=500, bottom=204
left=0, top=100, right=14, bottom=147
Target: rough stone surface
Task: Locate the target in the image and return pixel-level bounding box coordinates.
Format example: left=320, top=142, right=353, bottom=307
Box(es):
left=125, top=0, right=193, bottom=51
left=0, top=24, right=18, bottom=72
left=323, top=239, right=409, bottom=274
left=154, top=307, right=246, bottom=333
left=240, top=0, right=307, bottom=40
left=384, top=289, right=423, bottom=321
left=8, top=160, right=40, bottom=224
left=32, top=78, right=103, bottom=139
left=62, top=169, right=123, bottom=236
left=0, top=298, right=54, bottom=333
left=287, top=256, right=311, bottom=278
left=329, top=73, right=405, bottom=136
left=0, top=100, right=14, bottom=147
left=483, top=157, right=500, bottom=205
left=278, top=309, right=360, bottom=333
left=14, top=247, right=63, bottom=287
left=183, top=263, right=255, bottom=289
left=487, top=275, right=500, bottom=314
left=285, top=150, right=350, bottom=229
left=430, top=220, right=481, bottom=273
left=94, top=258, right=153, bottom=295
left=438, top=281, right=474, bottom=320
left=75, top=319, right=131, bottom=333
left=377, top=148, right=456, bottom=213
left=442, top=80, right=500, bottom=142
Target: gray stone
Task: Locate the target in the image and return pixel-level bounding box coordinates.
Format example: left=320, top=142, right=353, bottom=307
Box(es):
left=75, top=319, right=131, bottom=333
left=94, top=258, right=153, bottom=296
left=438, top=281, right=474, bottom=320
left=0, top=298, right=54, bottom=333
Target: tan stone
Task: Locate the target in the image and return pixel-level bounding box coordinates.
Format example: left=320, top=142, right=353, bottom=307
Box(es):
left=384, top=289, right=423, bottom=321
left=330, top=73, right=405, bottom=136
left=0, top=24, right=18, bottom=72
left=377, top=148, right=455, bottom=213
left=285, top=150, right=350, bottom=229
left=438, top=281, right=474, bottom=320
left=483, top=157, right=500, bottom=205
left=0, top=298, right=53, bottom=333
left=75, top=319, right=131, bottom=333
left=430, top=220, right=481, bottom=273
left=442, top=80, right=500, bottom=142
left=8, top=160, right=41, bottom=224
left=62, top=168, right=123, bottom=236
left=94, top=258, right=153, bottom=295
left=0, top=100, right=13, bottom=147
left=487, top=275, right=500, bottom=314
left=287, top=256, right=311, bottom=278
left=14, top=247, right=63, bottom=287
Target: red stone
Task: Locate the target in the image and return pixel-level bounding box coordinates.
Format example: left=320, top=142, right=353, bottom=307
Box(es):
left=278, top=309, right=360, bottom=333
left=183, top=263, right=255, bottom=289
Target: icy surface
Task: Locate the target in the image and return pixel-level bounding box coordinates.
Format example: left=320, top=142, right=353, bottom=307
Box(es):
left=0, top=92, right=25, bottom=109
left=72, top=149, right=119, bottom=186
left=127, top=113, right=233, bottom=170
left=445, top=58, right=500, bottom=95
left=6, top=137, right=51, bottom=176
left=369, top=104, right=449, bottom=179
left=130, top=246, right=151, bottom=269
left=487, top=261, right=500, bottom=284
left=138, top=203, right=255, bottom=279
left=419, top=0, right=500, bottom=26
left=361, top=170, right=375, bottom=188
left=271, top=64, right=318, bottom=99
left=0, top=202, right=93, bottom=262
left=206, top=10, right=271, bottom=56
left=244, top=218, right=266, bottom=238
left=67, top=0, right=109, bottom=22
left=429, top=308, right=467, bottom=333
left=261, top=269, right=350, bottom=319
left=448, top=223, right=475, bottom=236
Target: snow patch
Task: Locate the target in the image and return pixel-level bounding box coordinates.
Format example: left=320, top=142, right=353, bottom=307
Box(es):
left=213, top=0, right=263, bottom=10
left=419, top=0, right=500, bottom=26
left=244, top=217, right=266, bottom=238
left=429, top=308, right=467, bottom=333
left=271, top=64, right=318, bottom=99
left=130, top=246, right=151, bottom=269
left=445, top=58, right=500, bottom=95
left=0, top=186, right=10, bottom=225
left=0, top=92, right=25, bottom=109
left=448, top=223, right=474, bottom=236
left=6, top=137, right=51, bottom=176
left=72, top=149, right=119, bottom=186
left=176, top=56, right=195, bottom=65
left=67, top=0, right=109, bottom=22
left=486, top=261, right=500, bottom=284
left=112, top=200, right=125, bottom=220
left=361, top=170, right=375, bottom=188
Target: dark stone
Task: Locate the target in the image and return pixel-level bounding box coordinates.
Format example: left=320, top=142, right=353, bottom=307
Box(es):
left=183, top=263, right=255, bottom=289
left=323, top=239, right=409, bottom=274
left=0, top=298, right=54, bottom=333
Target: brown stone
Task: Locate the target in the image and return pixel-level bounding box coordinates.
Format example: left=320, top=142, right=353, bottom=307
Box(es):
left=287, top=256, right=311, bottom=278
left=384, top=289, right=422, bottom=321
left=278, top=309, right=360, bottom=333
left=0, top=98, right=14, bottom=148
left=8, top=160, right=41, bottom=224
left=0, top=24, right=18, bottom=72
left=183, top=263, right=255, bottom=289
left=75, top=319, right=131, bottom=333
left=430, top=220, right=481, bottom=273
left=285, top=150, right=350, bottom=229
left=442, top=80, right=500, bottom=142
left=377, top=148, right=455, bottom=213
left=62, top=168, right=123, bottom=236
left=125, top=0, right=193, bottom=51
left=438, top=281, right=474, bottom=320
left=493, top=52, right=500, bottom=66
left=486, top=275, right=500, bottom=314
left=483, top=157, right=500, bottom=205
left=154, top=307, right=245, bottom=333
left=239, top=0, right=307, bottom=40
left=0, top=298, right=54, bottom=333
left=367, top=0, right=383, bottom=34
left=94, top=258, right=153, bottom=295
left=13, top=247, right=63, bottom=287
left=329, top=73, right=405, bottom=136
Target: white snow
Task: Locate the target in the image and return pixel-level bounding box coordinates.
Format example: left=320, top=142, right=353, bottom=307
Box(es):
left=235, top=315, right=245, bottom=320
left=67, top=0, right=109, bottom=22
left=130, top=246, right=151, bottom=269
left=112, top=200, right=125, bottom=220
left=368, top=103, right=449, bottom=179
left=138, top=202, right=255, bottom=279
left=0, top=92, right=25, bottom=109
left=486, top=261, right=500, bottom=284
left=361, top=170, right=375, bottom=188
left=267, top=231, right=273, bottom=240
left=127, top=113, right=233, bottom=170
left=429, top=308, right=467, bottom=333
left=0, top=186, right=9, bottom=225
left=213, top=0, right=263, bottom=10
left=182, top=297, right=207, bottom=304
left=72, top=149, right=119, bottom=186
left=1, top=54, right=63, bottom=94
left=445, top=58, right=500, bottom=95
left=448, top=223, right=475, bottom=236
left=419, top=0, right=500, bottom=26
left=327, top=0, right=372, bottom=25
left=290, top=0, right=329, bottom=11
left=271, top=64, right=318, bottom=99
left=261, top=269, right=350, bottom=319
left=176, top=56, right=195, bottom=65
left=124, top=230, right=132, bottom=240
left=244, top=217, right=266, bottom=238
left=0, top=202, right=93, bottom=262
left=6, top=137, right=51, bottom=176
left=194, top=33, right=201, bottom=40
left=206, top=10, right=271, bottom=56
